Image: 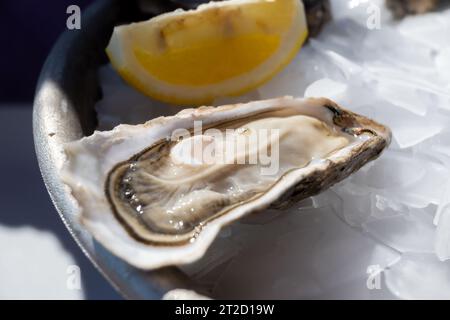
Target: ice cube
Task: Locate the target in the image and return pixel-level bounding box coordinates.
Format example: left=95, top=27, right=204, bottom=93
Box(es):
left=385, top=253, right=450, bottom=299
left=362, top=102, right=445, bottom=149
left=375, top=81, right=429, bottom=116
left=351, top=151, right=449, bottom=208
left=434, top=177, right=450, bottom=261
left=435, top=48, right=450, bottom=84
left=429, top=129, right=450, bottom=159
left=398, top=11, right=450, bottom=50
left=304, top=78, right=348, bottom=101
left=350, top=151, right=425, bottom=190
left=309, top=40, right=363, bottom=79
left=331, top=0, right=390, bottom=27
left=333, top=182, right=373, bottom=227
left=363, top=207, right=436, bottom=254
left=257, top=46, right=336, bottom=100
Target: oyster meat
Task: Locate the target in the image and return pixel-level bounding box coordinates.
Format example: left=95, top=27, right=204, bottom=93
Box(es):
left=62, top=97, right=391, bottom=269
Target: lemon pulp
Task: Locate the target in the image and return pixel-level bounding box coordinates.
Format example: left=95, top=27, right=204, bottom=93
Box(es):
left=135, top=34, right=281, bottom=86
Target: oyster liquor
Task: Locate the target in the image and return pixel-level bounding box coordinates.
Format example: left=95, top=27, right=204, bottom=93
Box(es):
left=175, top=304, right=275, bottom=317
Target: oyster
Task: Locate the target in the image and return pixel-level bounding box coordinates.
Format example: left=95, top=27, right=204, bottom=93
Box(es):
left=61, top=97, right=391, bottom=269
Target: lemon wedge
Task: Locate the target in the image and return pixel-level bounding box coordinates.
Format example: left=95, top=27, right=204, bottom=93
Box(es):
left=106, top=0, right=308, bottom=105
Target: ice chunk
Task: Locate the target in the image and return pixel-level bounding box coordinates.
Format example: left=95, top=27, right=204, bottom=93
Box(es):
left=367, top=194, right=410, bottom=222
left=362, top=28, right=435, bottom=70
left=434, top=178, right=450, bottom=261
left=435, top=204, right=450, bottom=261
left=304, top=78, right=348, bottom=101
left=311, top=19, right=369, bottom=61
left=435, top=48, right=450, bottom=84
left=330, top=0, right=391, bottom=27
left=363, top=207, right=436, bottom=254
left=368, top=68, right=450, bottom=112
left=430, top=130, right=450, bottom=159
left=309, top=40, right=363, bottom=79
left=375, top=81, right=429, bottom=116
left=257, top=46, right=337, bottom=100
left=398, top=11, right=450, bottom=50
left=350, top=151, right=425, bottom=190
left=385, top=253, right=450, bottom=299
left=434, top=177, right=450, bottom=225
left=350, top=151, right=449, bottom=208
left=333, top=182, right=373, bottom=227
left=360, top=102, right=445, bottom=149
left=373, top=194, right=408, bottom=215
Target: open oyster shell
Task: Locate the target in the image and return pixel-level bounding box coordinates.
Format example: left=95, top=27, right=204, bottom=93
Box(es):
left=61, top=97, right=391, bottom=269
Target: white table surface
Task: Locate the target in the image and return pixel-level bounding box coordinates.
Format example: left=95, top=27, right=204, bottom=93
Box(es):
left=0, top=105, right=121, bottom=300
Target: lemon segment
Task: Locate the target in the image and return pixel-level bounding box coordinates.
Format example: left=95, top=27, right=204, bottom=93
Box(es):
left=106, top=0, right=308, bottom=105
left=134, top=34, right=281, bottom=86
